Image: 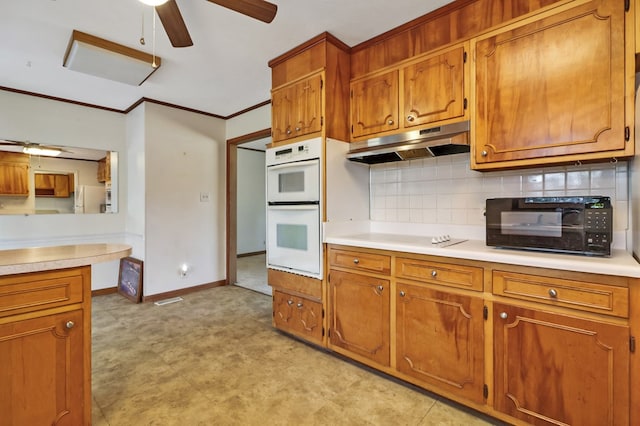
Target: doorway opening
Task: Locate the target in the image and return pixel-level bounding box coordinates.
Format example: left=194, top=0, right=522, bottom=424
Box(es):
left=226, top=129, right=271, bottom=295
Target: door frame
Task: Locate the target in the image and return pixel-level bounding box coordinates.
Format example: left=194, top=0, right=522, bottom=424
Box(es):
left=226, top=128, right=271, bottom=285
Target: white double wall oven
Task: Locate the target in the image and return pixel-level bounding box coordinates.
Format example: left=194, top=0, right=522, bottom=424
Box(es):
left=266, top=138, right=323, bottom=279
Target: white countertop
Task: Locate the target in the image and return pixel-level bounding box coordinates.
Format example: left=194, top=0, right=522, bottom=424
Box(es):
left=0, top=243, right=132, bottom=276
left=324, top=231, right=640, bottom=278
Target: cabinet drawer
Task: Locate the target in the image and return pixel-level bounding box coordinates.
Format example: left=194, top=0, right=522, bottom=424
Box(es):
left=493, top=271, right=629, bottom=318
left=0, top=270, right=84, bottom=318
left=273, top=290, right=323, bottom=344
left=396, top=258, right=483, bottom=291
left=329, top=249, right=391, bottom=275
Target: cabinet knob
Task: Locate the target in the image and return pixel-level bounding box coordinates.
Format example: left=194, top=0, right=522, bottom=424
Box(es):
left=499, top=312, right=508, bottom=320
left=353, top=258, right=360, bottom=264
left=286, top=129, right=292, bottom=135
left=406, top=115, right=415, bottom=122
left=287, top=300, right=293, bottom=306
left=387, top=119, right=394, bottom=126
left=295, top=127, right=301, bottom=132
left=65, top=321, right=75, bottom=329
left=481, top=150, right=488, bottom=157
left=297, top=302, right=303, bottom=308
left=431, top=270, right=437, bottom=277
left=399, top=291, right=406, bottom=297
left=377, top=285, right=384, bottom=292
left=548, top=289, right=558, bottom=298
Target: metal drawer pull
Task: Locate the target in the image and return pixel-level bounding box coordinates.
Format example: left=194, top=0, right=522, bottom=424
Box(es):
left=377, top=285, right=384, bottom=292
left=297, top=302, right=303, bottom=308
left=548, top=289, right=558, bottom=298
left=287, top=300, right=293, bottom=306
left=499, top=312, right=508, bottom=320
left=399, top=291, right=406, bottom=297
left=353, top=258, right=360, bottom=264
left=65, top=321, right=75, bottom=329
left=431, top=270, right=437, bottom=277
left=406, top=115, right=415, bottom=122
left=387, top=119, right=394, bottom=125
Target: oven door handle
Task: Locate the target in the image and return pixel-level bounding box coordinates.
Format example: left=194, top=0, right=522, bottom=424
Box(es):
left=267, top=204, right=319, bottom=211
left=266, top=159, right=318, bottom=171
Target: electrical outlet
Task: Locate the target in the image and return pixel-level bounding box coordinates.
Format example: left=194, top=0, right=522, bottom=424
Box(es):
left=200, top=192, right=210, bottom=202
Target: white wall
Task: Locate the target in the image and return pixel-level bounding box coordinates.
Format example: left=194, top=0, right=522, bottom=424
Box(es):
left=226, top=104, right=270, bottom=139
left=237, top=148, right=266, bottom=254
left=143, top=103, right=226, bottom=296
left=125, top=104, right=146, bottom=260
left=0, top=90, right=127, bottom=288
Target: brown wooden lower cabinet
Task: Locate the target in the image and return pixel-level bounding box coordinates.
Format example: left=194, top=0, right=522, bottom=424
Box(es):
left=273, top=290, right=323, bottom=344
left=328, top=270, right=390, bottom=367
left=317, top=244, right=638, bottom=425
left=0, top=267, right=91, bottom=426
left=493, top=302, right=629, bottom=426
left=396, top=281, right=485, bottom=404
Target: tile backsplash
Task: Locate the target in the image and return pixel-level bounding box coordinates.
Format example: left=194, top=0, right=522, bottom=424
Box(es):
left=369, top=154, right=628, bottom=232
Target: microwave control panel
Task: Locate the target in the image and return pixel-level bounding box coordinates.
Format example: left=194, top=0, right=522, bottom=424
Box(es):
left=584, top=208, right=612, bottom=251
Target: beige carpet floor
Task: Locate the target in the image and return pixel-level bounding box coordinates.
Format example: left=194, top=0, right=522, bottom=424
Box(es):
left=91, top=285, right=505, bottom=425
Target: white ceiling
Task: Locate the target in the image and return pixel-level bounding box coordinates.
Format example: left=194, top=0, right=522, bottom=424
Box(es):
left=1, top=0, right=451, bottom=119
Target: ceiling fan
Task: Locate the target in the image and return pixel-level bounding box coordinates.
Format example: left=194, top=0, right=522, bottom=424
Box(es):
left=141, top=0, right=278, bottom=48
left=0, top=140, right=69, bottom=157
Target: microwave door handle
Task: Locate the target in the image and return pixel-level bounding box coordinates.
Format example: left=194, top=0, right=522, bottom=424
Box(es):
left=267, top=159, right=318, bottom=171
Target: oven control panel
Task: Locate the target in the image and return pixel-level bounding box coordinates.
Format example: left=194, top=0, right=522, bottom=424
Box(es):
left=266, top=137, right=322, bottom=166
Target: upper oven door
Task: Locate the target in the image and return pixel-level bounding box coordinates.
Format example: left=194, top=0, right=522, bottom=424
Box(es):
left=267, top=159, right=320, bottom=203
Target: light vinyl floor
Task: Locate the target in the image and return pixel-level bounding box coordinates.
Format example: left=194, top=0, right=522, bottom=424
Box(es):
left=92, top=285, right=505, bottom=425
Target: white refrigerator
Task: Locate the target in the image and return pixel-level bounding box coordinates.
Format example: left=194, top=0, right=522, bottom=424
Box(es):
left=74, top=185, right=105, bottom=214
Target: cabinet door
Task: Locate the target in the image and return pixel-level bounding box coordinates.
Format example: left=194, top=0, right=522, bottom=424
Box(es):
left=403, top=46, right=466, bottom=128
left=493, top=303, right=629, bottom=425
left=273, top=290, right=323, bottom=344
left=271, top=74, right=323, bottom=142
left=351, top=69, right=399, bottom=139
left=0, top=310, right=84, bottom=426
left=0, top=163, right=29, bottom=196
left=329, top=270, right=390, bottom=366
left=473, top=0, right=628, bottom=168
left=396, top=282, right=484, bottom=403
left=294, top=73, right=322, bottom=138
left=54, top=174, right=70, bottom=198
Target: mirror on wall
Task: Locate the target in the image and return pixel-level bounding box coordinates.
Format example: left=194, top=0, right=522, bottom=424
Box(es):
left=0, top=140, right=118, bottom=215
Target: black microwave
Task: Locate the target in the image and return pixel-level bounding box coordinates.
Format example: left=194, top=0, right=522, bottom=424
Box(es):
left=486, top=196, right=612, bottom=256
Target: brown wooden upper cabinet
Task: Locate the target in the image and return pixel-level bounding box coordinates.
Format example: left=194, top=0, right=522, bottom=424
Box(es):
left=472, top=0, right=633, bottom=170
left=271, top=72, right=323, bottom=143
left=0, top=152, right=29, bottom=197
left=351, top=43, right=468, bottom=141
left=97, top=155, right=110, bottom=183
left=35, top=173, right=70, bottom=198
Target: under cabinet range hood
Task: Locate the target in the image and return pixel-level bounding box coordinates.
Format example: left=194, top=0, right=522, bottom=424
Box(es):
left=347, top=121, right=470, bottom=165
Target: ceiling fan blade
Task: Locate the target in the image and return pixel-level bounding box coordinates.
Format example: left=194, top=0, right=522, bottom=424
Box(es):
left=208, top=0, right=277, bottom=23
left=156, top=0, right=193, bottom=48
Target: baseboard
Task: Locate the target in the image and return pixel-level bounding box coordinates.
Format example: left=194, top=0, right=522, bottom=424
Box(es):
left=92, top=287, right=117, bottom=297
left=142, top=280, right=226, bottom=303
left=237, top=250, right=266, bottom=258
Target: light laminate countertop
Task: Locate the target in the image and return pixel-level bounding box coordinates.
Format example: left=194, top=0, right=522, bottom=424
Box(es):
left=325, top=232, right=640, bottom=278
left=0, top=243, right=132, bottom=276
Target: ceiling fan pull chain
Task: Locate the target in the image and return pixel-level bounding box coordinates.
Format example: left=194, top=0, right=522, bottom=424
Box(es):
left=152, top=9, right=158, bottom=68
left=140, top=8, right=146, bottom=45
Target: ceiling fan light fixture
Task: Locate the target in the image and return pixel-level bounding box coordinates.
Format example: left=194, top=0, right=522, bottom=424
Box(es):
left=139, top=0, right=170, bottom=6
left=23, top=147, right=62, bottom=157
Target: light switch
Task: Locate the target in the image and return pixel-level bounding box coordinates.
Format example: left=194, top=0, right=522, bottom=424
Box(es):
left=200, top=192, right=210, bottom=202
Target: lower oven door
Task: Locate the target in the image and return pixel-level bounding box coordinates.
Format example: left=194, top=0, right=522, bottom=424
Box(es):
left=267, top=204, right=321, bottom=279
